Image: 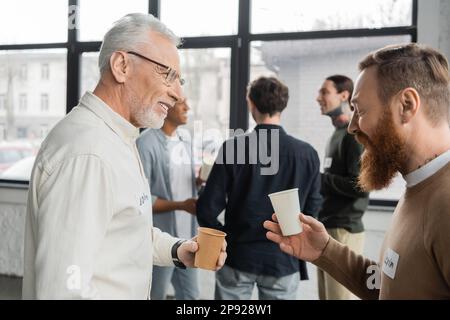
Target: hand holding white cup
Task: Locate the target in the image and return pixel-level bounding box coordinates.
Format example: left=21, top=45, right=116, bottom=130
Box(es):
left=268, top=188, right=302, bottom=236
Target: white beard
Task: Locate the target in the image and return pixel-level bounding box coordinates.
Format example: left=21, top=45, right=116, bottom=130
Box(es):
left=135, top=104, right=165, bottom=129
left=126, top=85, right=166, bottom=129
left=129, top=95, right=166, bottom=128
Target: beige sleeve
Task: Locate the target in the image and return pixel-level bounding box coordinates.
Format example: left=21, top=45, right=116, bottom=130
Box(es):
left=152, top=227, right=180, bottom=267
left=313, top=237, right=380, bottom=300
left=425, top=200, right=450, bottom=288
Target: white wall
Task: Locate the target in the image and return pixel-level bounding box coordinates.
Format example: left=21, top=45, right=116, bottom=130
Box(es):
left=0, top=186, right=27, bottom=276
left=418, top=0, right=450, bottom=59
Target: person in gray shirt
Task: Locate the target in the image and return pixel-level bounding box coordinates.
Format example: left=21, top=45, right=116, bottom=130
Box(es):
left=137, top=99, right=201, bottom=300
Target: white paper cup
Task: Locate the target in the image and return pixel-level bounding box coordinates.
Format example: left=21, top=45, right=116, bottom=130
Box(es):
left=268, top=188, right=302, bottom=236
left=200, top=162, right=213, bottom=181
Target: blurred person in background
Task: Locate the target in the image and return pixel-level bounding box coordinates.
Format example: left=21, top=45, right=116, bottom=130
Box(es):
left=197, top=76, right=322, bottom=300
left=137, top=99, right=201, bottom=300
left=315, top=75, right=369, bottom=300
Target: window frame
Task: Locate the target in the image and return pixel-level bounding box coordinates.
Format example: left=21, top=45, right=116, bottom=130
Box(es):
left=40, top=93, right=49, bottom=112
left=18, top=93, right=27, bottom=112
left=41, top=63, right=50, bottom=80
left=0, top=0, right=418, bottom=207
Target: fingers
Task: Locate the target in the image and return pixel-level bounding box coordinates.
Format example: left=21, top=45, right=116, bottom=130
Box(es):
left=266, top=230, right=295, bottom=256
left=263, top=220, right=282, bottom=235
left=279, top=242, right=294, bottom=256
left=266, top=230, right=284, bottom=244
left=266, top=231, right=296, bottom=258
left=185, top=240, right=198, bottom=253
left=271, top=213, right=278, bottom=223
left=299, top=213, right=324, bottom=232
left=215, top=252, right=227, bottom=271
left=221, top=239, right=227, bottom=252
left=302, top=223, right=313, bottom=233
left=214, top=240, right=228, bottom=271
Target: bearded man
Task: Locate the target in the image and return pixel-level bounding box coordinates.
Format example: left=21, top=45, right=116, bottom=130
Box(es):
left=264, top=43, right=450, bottom=299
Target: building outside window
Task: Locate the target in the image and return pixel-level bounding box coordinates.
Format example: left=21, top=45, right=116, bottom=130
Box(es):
left=41, top=63, right=50, bottom=80
left=18, top=94, right=27, bottom=112
left=0, top=94, right=5, bottom=110
left=41, top=93, right=49, bottom=112
left=16, top=127, right=27, bottom=139
left=19, top=64, right=27, bottom=81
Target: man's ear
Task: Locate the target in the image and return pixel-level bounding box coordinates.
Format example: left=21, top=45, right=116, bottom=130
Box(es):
left=246, top=96, right=255, bottom=112
left=109, top=51, right=130, bottom=84
left=399, top=88, right=420, bottom=124
left=341, top=90, right=350, bottom=103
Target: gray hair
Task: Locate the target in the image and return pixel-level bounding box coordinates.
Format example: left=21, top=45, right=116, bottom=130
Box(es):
left=98, top=13, right=181, bottom=75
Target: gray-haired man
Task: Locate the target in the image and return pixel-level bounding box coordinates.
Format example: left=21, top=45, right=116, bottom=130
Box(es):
left=22, top=13, right=226, bottom=299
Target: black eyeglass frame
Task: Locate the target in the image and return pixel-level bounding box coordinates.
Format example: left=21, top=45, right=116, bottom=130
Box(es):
left=127, top=51, right=185, bottom=86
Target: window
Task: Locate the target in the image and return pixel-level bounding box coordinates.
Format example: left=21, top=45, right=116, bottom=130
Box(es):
left=217, top=77, right=223, bottom=101
left=251, top=0, right=413, bottom=34
left=40, top=125, right=49, bottom=138
left=0, top=0, right=67, bottom=45
left=16, top=127, right=27, bottom=139
left=41, top=64, right=50, bottom=80
left=0, top=49, right=67, bottom=180
left=81, top=52, right=100, bottom=95
left=41, top=94, right=49, bottom=112
left=19, top=94, right=27, bottom=112
left=0, top=94, right=5, bottom=110
left=160, top=0, right=238, bottom=37
left=19, top=64, right=27, bottom=81
left=179, top=48, right=231, bottom=166
left=0, top=1, right=417, bottom=204
left=79, top=0, right=148, bottom=41
left=0, top=147, right=31, bottom=163
left=250, top=35, right=411, bottom=201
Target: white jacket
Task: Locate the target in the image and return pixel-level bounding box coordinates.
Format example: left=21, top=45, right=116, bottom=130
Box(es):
left=22, top=92, right=178, bottom=299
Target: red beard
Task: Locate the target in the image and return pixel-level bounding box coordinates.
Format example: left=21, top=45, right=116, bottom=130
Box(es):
left=355, top=109, right=408, bottom=192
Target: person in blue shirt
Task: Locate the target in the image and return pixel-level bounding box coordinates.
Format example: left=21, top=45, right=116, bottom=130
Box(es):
left=137, top=100, right=200, bottom=300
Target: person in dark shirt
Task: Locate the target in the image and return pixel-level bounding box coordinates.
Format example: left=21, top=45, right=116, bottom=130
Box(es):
left=197, top=76, right=322, bottom=300
left=315, top=75, right=369, bottom=300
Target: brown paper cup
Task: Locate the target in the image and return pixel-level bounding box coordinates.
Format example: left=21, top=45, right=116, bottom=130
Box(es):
left=194, top=227, right=226, bottom=271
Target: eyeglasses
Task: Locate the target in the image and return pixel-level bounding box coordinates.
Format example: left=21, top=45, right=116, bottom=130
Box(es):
left=127, top=51, right=185, bottom=86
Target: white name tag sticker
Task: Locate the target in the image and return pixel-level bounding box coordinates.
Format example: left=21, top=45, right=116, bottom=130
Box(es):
left=138, top=192, right=151, bottom=216
left=382, top=248, right=400, bottom=280
left=324, top=157, right=333, bottom=169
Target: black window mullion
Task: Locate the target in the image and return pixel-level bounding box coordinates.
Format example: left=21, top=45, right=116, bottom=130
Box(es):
left=66, top=0, right=80, bottom=113
left=149, top=0, right=160, bottom=18
left=76, top=42, right=102, bottom=52
left=230, top=0, right=251, bottom=132
left=412, top=0, right=418, bottom=42
left=249, top=26, right=417, bottom=42
left=177, top=36, right=235, bottom=49
left=0, top=43, right=68, bottom=51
